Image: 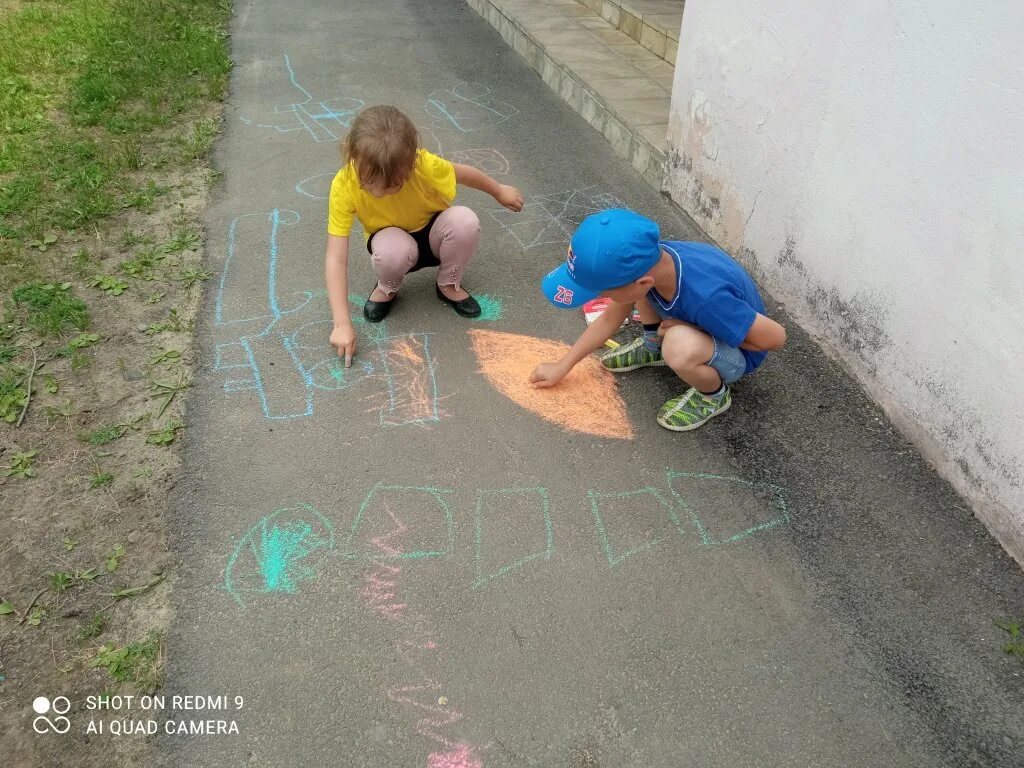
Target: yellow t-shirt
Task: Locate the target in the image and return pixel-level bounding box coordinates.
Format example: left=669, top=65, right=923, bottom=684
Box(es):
left=327, top=149, right=457, bottom=240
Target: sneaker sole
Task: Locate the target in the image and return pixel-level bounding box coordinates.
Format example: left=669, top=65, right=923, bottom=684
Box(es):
left=602, top=358, right=669, bottom=373
left=657, top=397, right=731, bottom=431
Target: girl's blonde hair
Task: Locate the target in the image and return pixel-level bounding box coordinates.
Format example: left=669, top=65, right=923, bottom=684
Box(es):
left=341, top=105, right=419, bottom=189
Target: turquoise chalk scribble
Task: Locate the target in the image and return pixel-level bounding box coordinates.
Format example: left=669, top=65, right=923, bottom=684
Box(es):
left=473, top=294, right=503, bottom=321
left=225, top=505, right=336, bottom=607
left=260, top=521, right=318, bottom=593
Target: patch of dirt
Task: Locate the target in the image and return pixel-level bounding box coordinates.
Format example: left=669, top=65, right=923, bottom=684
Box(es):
left=0, top=109, right=222, bottom=768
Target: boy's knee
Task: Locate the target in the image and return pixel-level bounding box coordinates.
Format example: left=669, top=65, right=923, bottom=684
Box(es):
left=661, top=325, right=712, bottom=370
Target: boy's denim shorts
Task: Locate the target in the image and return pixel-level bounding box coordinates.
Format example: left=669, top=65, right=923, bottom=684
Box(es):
left=709, top=338, right=747, bottom=384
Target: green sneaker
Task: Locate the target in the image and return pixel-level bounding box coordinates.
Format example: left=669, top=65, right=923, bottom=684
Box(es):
left=600, top=336, right=667, bottom=373
left=656, top=387, right=732, bottom=431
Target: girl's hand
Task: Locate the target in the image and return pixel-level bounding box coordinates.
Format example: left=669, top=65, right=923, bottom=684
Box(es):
left=529, top=360, right=568, bottom=388
left=496, top=184, right=524, bottom=212
left=330, top=322, right=357, bottom=368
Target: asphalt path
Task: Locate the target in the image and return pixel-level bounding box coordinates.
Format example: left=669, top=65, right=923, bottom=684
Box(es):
left=157, top=1, right=1024, bottom=766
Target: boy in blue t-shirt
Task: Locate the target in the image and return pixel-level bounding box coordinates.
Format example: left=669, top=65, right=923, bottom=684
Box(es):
left=530, top=208, right=786, bottom=431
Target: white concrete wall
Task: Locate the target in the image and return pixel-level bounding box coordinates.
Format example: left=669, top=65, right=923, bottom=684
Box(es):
left=665, top=1, right=1024, bottom=561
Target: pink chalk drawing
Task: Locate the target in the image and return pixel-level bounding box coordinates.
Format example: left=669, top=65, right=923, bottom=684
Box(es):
left=428, top=745, right=484, bottom=768
left=361, top=502, right=408, bottom=619
left=357, top=496, right=488, bottom=766
left=388, top=678, right=466, bottom=747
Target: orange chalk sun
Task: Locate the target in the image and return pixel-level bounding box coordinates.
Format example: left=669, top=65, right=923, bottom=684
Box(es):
left=469, top=329, right=634, bottom=440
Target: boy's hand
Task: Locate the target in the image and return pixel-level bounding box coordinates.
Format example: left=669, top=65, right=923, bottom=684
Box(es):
left=330, top=322, right=357, bottom=368
left=496, top=184, right=524, bottom=212
left=529, top=360, right=569, bottom=388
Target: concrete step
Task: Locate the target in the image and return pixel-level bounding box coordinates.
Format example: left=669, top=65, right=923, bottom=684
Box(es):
left=576, top=0, right=682, bottom=65
left=467, top=0, right=673, bottom=190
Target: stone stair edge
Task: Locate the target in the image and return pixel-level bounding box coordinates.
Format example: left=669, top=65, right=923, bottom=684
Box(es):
left=468, top=0, right=668, bottom=189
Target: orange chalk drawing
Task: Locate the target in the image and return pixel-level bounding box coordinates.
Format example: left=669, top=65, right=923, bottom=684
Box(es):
left=469, top=329, right=634, bottom=440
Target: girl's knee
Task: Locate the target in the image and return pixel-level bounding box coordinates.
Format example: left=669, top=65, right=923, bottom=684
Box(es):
left=443, top=206, right=480, bottom=236
left=371, top=230, right=417, bottom=271
left=662, top=325, right=713, bottom=370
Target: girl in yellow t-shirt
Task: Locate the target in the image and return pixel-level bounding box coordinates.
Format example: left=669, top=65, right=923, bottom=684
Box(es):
left=325, top=105, right=523, bottom=366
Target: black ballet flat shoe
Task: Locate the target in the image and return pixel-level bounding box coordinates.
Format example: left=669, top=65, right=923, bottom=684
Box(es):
left=363, top=293, right=395, bottom=323
left=435, top=284, right=481, bottom=318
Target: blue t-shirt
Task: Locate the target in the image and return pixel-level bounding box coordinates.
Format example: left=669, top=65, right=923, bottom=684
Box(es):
left=648, top=241, right=767, bottom=375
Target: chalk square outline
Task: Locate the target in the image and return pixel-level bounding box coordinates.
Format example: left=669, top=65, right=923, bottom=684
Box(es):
left=588, top=486, right=684, bottom=567
left=345, top=483, right=455, bottom=560
left=472, top=486, right=554, bottom=589
left=666, top=470, right=790, bottom=547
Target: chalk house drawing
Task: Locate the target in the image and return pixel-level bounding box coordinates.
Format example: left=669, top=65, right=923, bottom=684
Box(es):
left=487, top=186, right=626, bottom=250
left=424, top=82, right=518, bottom=133
left=213, top=209, right=441, bottom=423
left=240, top=54, right=363, bottom=142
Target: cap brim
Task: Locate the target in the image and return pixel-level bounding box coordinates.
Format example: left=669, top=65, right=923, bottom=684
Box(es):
left=541, top=264, right=598, bottom=309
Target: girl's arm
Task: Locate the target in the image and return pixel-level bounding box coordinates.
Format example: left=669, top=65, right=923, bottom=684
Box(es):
left=453, top=163, right=524, bottom=212
left=325, top=234, right=356, bottom=367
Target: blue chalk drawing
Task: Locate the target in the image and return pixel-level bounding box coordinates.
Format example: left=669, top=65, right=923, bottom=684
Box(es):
left=213, top=209, right=441, bottom=423
left=488, top=186, right=626, bottom=250
left=295, top=171, right=335, bottom=200
left=240, top=54, right=363, bottom=142
left=424, top=82, right=518, bottom=133
left=473, top=487, right=553, bottom=589
left=345, top=483, right=455, bottom=561
left=224, top=504, right=335, bottom=607
left=588, top=487, right=683, bottom=567
left=666, top=471, right=790, bottom=547
left=447, top=148, right=510, bottom=175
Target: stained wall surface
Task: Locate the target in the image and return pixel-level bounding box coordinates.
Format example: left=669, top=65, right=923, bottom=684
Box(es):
left=666, top=0, right=1024, bottom=561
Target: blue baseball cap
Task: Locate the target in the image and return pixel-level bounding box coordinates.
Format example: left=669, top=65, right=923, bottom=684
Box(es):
left=541, top=208, right=660, bottom=309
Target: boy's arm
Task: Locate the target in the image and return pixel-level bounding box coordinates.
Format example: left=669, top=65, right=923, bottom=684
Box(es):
left=324, top=234, right=356, bottom=366
left=529, top=300, right=634, bottom=388
left=453, top=163, right=523, bottom=212
left=739, top=313, right=786, bottom=352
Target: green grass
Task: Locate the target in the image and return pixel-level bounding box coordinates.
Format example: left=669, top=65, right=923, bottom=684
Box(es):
left=76, top=613, right=106, bottom=642
left=90, top=632, right=162, bottom=692
left=10, top=282, right=90, bottom=335
left=88, top=471, right=114, bottom=489
left=82, top=423, right=127, bottom=445
left=0, top=0, right=231, bottom=250
left=996, top=618, right=1024, bottom=665
left=0, top=367, right=29, bottom=422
